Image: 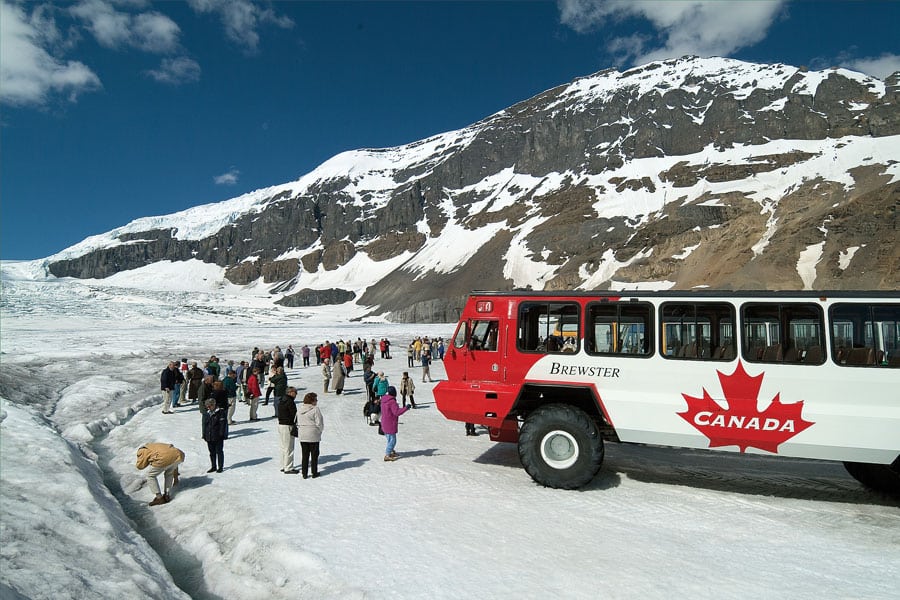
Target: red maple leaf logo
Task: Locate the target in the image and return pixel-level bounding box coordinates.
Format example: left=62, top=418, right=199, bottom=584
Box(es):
left=678, top=361, right=814, bottom=453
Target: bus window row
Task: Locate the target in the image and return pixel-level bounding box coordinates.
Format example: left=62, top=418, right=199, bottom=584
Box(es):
left=513, top=301, right=899, bottom=367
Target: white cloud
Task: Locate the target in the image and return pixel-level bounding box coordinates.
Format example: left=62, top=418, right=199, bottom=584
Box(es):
left=69, top=0, right=180, bottom=53
left=0, top=1, right=102, bottom=106
left=187, top=0, right=293, bottom=52
left=558, top=0, right=786, bottom=65
left=214, top=167, right=240, bottom=185
left=145, top=56, right=201, bottom=84
left=842, top=53, right=900, bottom=79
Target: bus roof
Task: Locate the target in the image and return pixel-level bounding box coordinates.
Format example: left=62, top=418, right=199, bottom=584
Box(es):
left=467, top=290, right=899, bottom=300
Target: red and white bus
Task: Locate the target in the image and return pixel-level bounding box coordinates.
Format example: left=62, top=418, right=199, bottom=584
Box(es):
left=434, top=291, right=900, bottom=493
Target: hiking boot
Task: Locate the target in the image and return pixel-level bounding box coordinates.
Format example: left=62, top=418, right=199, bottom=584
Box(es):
left=390, top=451, right=398, bottom=458
left=149, top=494, right=166, bottom=506
left=163, top=493, right=171, bottom=503
left=384, top=455, right=397, bottom=462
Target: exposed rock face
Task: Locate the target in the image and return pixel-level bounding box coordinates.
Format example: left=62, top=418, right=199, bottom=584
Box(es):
left=46, top=57, right=900, bottom=322
left=277, top=288, right=356, bottom=307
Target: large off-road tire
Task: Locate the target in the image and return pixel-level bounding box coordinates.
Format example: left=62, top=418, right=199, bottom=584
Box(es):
left=843, top=457, right=900, bottom=495
left=518, top=403, right=604, bottom=489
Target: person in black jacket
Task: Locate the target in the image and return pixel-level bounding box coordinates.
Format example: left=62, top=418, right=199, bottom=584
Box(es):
left=277, top=387, right=299, bottom=474
left=202, top=399, right=229, bottom=473
left=160, top=361, right=180, bottom=414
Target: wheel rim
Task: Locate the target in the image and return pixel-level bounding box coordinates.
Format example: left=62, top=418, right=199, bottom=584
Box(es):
left=540, top=430, right=579, bottom=469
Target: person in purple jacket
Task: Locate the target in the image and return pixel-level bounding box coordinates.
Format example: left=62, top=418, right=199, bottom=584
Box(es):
left=380, top=386, right=409, bottom=461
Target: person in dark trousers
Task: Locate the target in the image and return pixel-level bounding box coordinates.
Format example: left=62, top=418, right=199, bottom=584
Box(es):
left=202, top=398, right=228, bottom=472
left=285, top=345, right=295, bottom=369
left=466, top=423, right=477, bottom=436
left=297, top=392, right=324, bottom=479
left=269, top=366, right=288, bottom=414
left=399, top=371, right=416, bottom=408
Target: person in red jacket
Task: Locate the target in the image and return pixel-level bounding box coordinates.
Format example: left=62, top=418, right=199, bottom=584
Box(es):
left=379, top=386, right=409, bottom=461
left=246, top=368, right=262, bottom=421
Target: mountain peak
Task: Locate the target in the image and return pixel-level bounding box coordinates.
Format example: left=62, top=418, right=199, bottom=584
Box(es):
left=40, top=57, right=900, bottom=321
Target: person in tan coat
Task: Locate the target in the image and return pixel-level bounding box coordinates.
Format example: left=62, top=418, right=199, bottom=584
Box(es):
left=136, top=443, right=185, bottom=506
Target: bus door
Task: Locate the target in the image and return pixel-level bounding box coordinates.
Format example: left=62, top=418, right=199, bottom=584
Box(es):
left=449, top=318, right=502, bottom=383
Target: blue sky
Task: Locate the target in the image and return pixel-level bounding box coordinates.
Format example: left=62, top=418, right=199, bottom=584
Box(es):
left=2, top=1, right=899, bottom=261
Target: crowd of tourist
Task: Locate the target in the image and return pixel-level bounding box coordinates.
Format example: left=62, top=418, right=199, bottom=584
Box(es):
left=147, top=336, right=446, bottom=505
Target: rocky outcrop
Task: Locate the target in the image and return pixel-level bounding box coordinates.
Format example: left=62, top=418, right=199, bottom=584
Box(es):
left=276, top=288, right=356, bottom=307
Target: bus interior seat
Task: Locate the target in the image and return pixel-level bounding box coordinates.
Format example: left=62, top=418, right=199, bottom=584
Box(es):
left=681, top=342, right=698, bottom=358
left=889, top=355, right=900, bottom=367
left=783, top=347, right=800, bottom=362
left=845, top=347, right=875, bottom=365
left=803, top=346, right=823, bottom=364
left=762, top=344, right=783, bottom=362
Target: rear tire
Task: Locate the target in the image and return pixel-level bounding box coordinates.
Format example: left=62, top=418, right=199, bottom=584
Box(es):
left=843, top=457, right=900, bottom=495
left=518, top=404, right=604, bottom=489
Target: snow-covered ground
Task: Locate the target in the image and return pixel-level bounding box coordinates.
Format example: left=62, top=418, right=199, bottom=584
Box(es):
left=1, top=266, right=898, bottom=599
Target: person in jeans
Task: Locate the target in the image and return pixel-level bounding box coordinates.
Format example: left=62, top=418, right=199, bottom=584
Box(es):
left=379, top=386, right=409, bottom=461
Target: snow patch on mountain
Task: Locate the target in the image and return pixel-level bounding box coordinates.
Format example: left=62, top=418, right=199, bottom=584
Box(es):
left=798, top=242, right=826, bottom=290
left=295, top=250, right=412, bottom=293
left=547, top=57, right=886, bottom=115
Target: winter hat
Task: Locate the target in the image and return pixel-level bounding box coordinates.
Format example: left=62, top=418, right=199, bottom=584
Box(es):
left=387, top=386, right=397, bottom=397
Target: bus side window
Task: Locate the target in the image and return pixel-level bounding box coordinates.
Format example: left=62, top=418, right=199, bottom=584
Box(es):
left=516, top=302, right=579, bottom=354
left=469, top=320, right=499, bottom=352
left=830, top=303, right=900, bottom=367
left=742, top=303, right=824, bottom=365
left=661, top=302, right=733, bottom=361
left=586, top=302, right=653, bottom=356
left=452, top=321, right=469, bottom=349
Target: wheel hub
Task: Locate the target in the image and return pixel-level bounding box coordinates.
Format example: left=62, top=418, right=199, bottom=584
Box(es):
left=540, top=430, right=579, bottom=469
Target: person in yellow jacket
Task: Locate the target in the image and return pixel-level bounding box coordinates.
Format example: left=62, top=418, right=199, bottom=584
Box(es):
left=136, top=443, right=185, bottom=506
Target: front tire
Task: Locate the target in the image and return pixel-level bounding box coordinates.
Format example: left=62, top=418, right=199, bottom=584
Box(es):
left=518, top=404, right=604, bottom=489
left=843, top=457, right=900, bottom=495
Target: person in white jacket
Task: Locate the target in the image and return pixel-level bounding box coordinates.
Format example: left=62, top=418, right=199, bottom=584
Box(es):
left=297, top=392, right=324, bottom=479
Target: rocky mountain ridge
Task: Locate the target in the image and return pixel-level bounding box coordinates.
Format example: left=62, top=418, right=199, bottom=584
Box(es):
left=44, top=56, right=900, bottom=322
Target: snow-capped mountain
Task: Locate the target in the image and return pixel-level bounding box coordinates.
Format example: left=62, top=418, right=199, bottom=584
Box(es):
left=39, top=56, right=900, bottom=321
